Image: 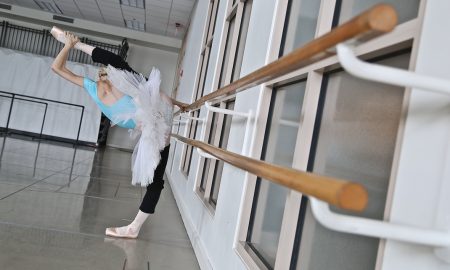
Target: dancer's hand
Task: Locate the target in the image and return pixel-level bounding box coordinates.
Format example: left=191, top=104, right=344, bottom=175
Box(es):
left=177, top=102, right=189, bottom=112
left=64, top=32, right=79, bottom=48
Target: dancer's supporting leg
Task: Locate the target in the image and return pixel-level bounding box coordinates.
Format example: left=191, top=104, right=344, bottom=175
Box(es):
left=105, top=145, right=170, bottom=238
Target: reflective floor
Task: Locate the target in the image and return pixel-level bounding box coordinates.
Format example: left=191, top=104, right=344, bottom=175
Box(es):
left=0, top=135, right=199, bottom=270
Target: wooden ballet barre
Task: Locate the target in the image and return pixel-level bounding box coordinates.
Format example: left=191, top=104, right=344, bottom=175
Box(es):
left=171, top=134, right=368, bottom=212
left=175, top=4, right=397, bottom=115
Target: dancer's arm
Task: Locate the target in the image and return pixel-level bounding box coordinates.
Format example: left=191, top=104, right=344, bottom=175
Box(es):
left=51, top=32, right=83, bottom=87
left=160, top=93, right=187, bottom=112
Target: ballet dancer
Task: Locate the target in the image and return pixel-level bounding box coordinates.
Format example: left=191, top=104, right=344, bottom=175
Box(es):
left=50, top=27, right=186, bottom=239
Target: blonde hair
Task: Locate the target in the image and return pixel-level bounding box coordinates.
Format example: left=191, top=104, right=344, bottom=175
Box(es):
left=97, top=67, right=108, bottom=80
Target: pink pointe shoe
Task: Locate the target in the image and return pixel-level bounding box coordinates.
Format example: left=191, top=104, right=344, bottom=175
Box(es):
left=50, top=26, right=82, bottom=50
left=105, top=227, right=139, bottom=239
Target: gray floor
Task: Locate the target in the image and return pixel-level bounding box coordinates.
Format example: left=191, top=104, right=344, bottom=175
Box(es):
left=0, top=135, right=200, bottom=270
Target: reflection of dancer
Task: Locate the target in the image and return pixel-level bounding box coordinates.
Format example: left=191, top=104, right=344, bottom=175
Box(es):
left=51, top=27, right=186, bottom=238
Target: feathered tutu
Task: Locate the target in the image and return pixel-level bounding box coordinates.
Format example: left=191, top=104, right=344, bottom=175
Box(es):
left=106, top=65, right=173, bottom=186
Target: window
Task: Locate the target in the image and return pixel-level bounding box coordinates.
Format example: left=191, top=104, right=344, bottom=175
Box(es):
left=292, top=51, right=410, bottom=270
left=281, top=0, right=321, bottom=55
left=235, top=0, right=422, bottom=269
left=240, top=0, right=320, bottom=267
left=195, top=0, right=253, bottom=209
left=335, top=0, right=420, bottom=25
left=246, top=81, right=307, bottom=268
left=209, top=100, right=234, bottom=205
left=197, top=100, right=235, bottom=207
left=218, top=0, right=253, bottom=87
left=181, top=0, right=221, bottom=175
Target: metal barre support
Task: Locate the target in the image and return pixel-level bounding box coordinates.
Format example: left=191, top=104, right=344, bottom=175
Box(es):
left=1, top=94, right=48, bottom=139
left=310, top=198, right=450, bottom=263
left=337, top=44, right=450, bottom=95
left=204, top=102, right=254, bottom=156
left=0, top=91, right=85, bottom=144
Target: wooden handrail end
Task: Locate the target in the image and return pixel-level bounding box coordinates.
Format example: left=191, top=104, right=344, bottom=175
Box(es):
left=367, top=4, right=398, bottom=33
left=338, top=183, right=368, bottom=212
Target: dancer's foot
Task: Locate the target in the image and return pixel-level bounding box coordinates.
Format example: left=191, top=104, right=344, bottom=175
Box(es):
left=50, top=26, right=94, bottom=54
left=50, top=26, right=66, bottom=44
left=105, top=226, right=139, bottom=239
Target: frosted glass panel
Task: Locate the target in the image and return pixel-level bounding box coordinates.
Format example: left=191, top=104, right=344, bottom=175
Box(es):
left=294, top=52, right=410, bottom=270
left=231, top=0, right=252, bottom=82
left=200, top=112, right=219, bottom=191
left=337, top=0, right=420, bottom=25
left=247, top=81, right=306, bottom=268
left=210, top=101, right=235, bottom=205
left=281, top=0, right=321, bottom=55
left=219, top=18, right=236, bottom=87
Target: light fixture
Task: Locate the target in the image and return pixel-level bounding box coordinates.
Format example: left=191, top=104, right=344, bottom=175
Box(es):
left=34, top=0, right=62, bottom=14
left=120, top=0, right=145, bottom=9
left=125, top=19, right=145, bottom=31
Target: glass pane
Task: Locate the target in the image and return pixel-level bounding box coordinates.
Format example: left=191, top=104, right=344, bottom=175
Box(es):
left=231, top=0, right=253, bottom=82
left=337, top=0, right=420, bottom=25
left=210, top=0, right=221, bottom=37
left=219, top=17, right=236, bottom=88
left=200, top=47, right=213, bottom=97
left=185, top=110, right=202, bottom=174
left=200, top=111, right=220, bottom=191
left=294, top=52, right=410, bottom=270
left=281, top=0, right=321, bottom=56
left=210, top=101, right=235, bottom=205
left=247, top=81, right=306, bottom=268
left=204, top=1, right=215, bottom=43
left=183, top=110, right=199, bottom=172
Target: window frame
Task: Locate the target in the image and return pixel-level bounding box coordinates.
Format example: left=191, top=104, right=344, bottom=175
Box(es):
left=233, top=0, right=426, bottom=269
left=193, top=0, right=253, bottom=212
left=180, top=0, right=221, bottom=176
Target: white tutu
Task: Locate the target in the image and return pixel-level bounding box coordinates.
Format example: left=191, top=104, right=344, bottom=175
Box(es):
left=106, top=65, right=173, bottom=186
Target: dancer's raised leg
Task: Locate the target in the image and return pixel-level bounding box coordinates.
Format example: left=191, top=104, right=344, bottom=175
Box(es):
left=50, top=26, right=95, bottom=55
left=51, top=26, right=136, bottom=73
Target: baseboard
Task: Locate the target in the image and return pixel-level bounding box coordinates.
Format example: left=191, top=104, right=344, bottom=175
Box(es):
left=165, top=170, right=213, bottom=270
left=0, top=128, right=95, bottom=147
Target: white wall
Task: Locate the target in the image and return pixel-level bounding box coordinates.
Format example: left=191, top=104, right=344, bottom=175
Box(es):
left=0, top=16, right=179, bottom=148
left=382, top=0, right=450, bottom=269
left=0, top=48, right=101, bottom=142
left=168, top=0, right=450, bottom=269
left=167, top=0, right=279, bottom=269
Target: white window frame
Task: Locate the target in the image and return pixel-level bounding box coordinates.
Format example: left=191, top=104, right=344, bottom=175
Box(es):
left=193, top=0, right=253, bottom=211
left=180, top=0, right=221, bottom=176
left=233, top=0, right=426, bottom=269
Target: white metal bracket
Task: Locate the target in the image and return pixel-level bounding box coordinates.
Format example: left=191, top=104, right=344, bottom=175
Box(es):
left=179, top=113, right=205, bottom=122
left=310, top=198, right=450, bottom=263
left=337, top=43, right=450, bottom=95
left=205, top=102, right=254, bottom=156
left=178, top=113, right=216, bottom=159
left=312, top=43, right=450, bottom=264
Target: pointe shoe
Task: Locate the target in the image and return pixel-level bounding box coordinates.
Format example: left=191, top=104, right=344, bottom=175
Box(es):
left=105, top=227, right=138, bottom=239
left=50, top=26, right=65, bottom=43
left=50, top=26, right=82, bottom=50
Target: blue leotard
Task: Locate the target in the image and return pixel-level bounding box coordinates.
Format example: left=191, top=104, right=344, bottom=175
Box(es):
left=83, top=78, right=136, bottom=129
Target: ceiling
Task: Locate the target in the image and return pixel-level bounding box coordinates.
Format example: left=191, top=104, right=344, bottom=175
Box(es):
left=1, top=0, right=195, bottom=39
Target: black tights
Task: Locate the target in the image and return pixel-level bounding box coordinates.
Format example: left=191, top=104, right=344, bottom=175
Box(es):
left=92, top=47, right=169, bottom=214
